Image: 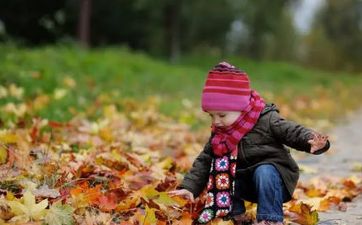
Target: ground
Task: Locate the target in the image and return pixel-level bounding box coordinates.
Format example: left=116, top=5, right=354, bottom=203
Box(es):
left=298, top=109, right=362, bottom=225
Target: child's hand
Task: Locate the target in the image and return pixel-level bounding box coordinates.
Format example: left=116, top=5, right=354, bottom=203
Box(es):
left=308, top=133, right=329, bottom=153
left=168, top=189, right=195, bottom=202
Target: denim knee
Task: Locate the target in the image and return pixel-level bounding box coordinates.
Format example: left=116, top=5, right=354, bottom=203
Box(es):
left=253, top=164, right=285, bottom=222
left=253, top=164, right=280, bottom=184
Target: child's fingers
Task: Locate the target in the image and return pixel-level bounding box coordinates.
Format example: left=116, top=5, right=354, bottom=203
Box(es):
left=168, top=191, right=177, bottom=196
left=308, top=139, right=315, bottom=145
left=310, top=146, right=317, bottom=153
left=308, top=133, right=328, bottom=154
left=168, top=190, right=184, bottom=197
left=168, top=190, right=194, bottom=202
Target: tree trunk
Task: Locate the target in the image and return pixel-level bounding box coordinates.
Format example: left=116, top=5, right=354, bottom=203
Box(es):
left=78, top=0, right=91, bottom=48
left=164, top=1, right=181, bottom=63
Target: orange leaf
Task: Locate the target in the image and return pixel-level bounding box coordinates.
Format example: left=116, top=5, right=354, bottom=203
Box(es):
left=343, top=178, right=357, bottom=189
left=306, top=188, right=325, bottom=198
left=97, top=188, right=127, bottom=212
left=115, top=196, right=139, bottom=211
left=70, top=183, right=102, bottom=208
left=97, top=194, right=117, bottom=212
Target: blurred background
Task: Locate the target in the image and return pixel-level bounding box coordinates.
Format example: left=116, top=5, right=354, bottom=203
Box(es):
left=0, top=0, right=362, bottom=128
left=1, top=0, right=362, bottom=70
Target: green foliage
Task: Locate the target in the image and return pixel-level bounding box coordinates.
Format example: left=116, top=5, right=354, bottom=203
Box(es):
left=0, top=45, right=361, bottom=125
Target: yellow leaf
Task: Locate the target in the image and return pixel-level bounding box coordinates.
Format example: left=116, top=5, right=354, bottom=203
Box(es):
left=116, top=196, right=139, bottom=211
left=6, top=192, right=15, bottom=201
left=170, top=195, right=188, bottom=207
left=7, top=191, right=48, bottom=222
left=99, top=128, right=113, bottom=142
left=288, top=202, right=319, bottom=225
left=53, top=88, right=68, bottom=100
left=154, top=192, right=179, bottom=211
left=140, top=185, right=159, bottom=200
left=157, top=157, right=174, bottom=170
left=32, top=95, right=50, bottom=111
left=7, top=201, right=27, bottom=216
left=0, top=146, right=7, bottom=164
left=0, top=85, right=8, bottom=98
left=0, top=133, right=18, bottom=144
left=63, top=76, right=76, bottom=88
left=144, top=206, right=157, bottom=225
left=9, top=84, right=24, bottom=99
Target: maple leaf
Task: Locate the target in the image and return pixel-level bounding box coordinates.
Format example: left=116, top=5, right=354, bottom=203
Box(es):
left=69, top=183, right=102, bottom=208
left=44, top=201, right=74, bottom=225
left=287, top=202, right=319, bottom=225
left=7, top=190, right=48, bottom=223
left=140, top=185, right=181, bottom=209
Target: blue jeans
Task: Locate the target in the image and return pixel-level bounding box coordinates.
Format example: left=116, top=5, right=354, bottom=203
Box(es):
left=231, top=164, right=288, bottom=222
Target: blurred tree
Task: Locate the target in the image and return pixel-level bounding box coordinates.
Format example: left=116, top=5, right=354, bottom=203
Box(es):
left=230, top=0, right=295, bottom=60
left=306, top=0, right=362, bottom=71
left=134, top=0, right=183, bottom=62
left=263, top=12, right=297, bottom=60
left=181, top=0, right=235, bottom=55
left=78, top=0, right=91, bottom=48
left=63, top=0, right=150, bottom=49
left=134, top=0, right=235, bottom=61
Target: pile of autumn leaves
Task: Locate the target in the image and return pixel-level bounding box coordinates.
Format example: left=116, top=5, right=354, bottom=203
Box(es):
left=0, top=102, right=362, bottom=225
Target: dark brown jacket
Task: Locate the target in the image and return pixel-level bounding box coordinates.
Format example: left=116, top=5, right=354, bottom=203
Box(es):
left=179, top=103, right=330, bottom=201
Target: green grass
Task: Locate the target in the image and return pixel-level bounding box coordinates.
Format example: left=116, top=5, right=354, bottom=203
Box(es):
left=0, top=45, right=206, bottom=121
left=0, top=45, right=361, bottom=126
left=179, top=54, right=361, bottom=96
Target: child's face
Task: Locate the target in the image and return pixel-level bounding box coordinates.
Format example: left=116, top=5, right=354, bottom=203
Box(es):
left=207, top=111, right=241, bottom=128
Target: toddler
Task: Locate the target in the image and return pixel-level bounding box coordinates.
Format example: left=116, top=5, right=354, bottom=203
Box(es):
left=170, top=62, right=329, bottom=225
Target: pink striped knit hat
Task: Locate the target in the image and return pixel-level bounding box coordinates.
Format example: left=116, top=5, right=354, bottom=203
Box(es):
left=201, top=62, right=251, bottom=111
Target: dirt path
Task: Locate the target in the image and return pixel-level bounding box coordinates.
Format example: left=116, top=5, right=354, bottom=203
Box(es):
left=297, top=109, right=362, bottom=225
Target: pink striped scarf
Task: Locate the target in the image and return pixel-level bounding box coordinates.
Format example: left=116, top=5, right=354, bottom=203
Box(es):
left=211, top=90, right=265, bottom=157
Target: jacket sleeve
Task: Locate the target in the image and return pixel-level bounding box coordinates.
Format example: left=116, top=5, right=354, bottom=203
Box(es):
left=178, top=141, right=213, bottom=198
left=269, top=111, right=330, bottom=153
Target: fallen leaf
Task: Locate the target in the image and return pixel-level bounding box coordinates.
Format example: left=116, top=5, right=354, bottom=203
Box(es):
left=33, top=185, right=60, bottom=199
left=7, top=190, right=48, bottom=223
left=0, top=146, right=7, bottom=165
left=144, top=205, right=157, bottom=225
left=44, top=201, right=74, bottom=225
left=287, top=202, right=319, bottom=225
